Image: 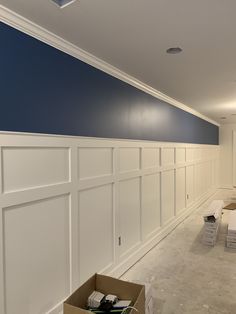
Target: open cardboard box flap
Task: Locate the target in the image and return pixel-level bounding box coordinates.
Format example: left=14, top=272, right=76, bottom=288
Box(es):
left=64, top=274, right=145, bottom=314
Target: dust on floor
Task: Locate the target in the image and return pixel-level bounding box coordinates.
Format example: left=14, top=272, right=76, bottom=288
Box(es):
left=121, top=190, right=236, bottom=314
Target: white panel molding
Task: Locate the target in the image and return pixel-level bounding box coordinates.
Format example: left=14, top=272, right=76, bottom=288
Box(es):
left=142, top=173, right=161, bottom=239
left=174, top=168, right=177, bottom=216
left=109, top=187, right=218, bottom=279
left=0, top=5, right=219, bottom=127
left=78, top=175, right=115, bottom=191
left=2, top=147, right=70, bottom=193
left=1, top=182, right=72, bottom=208
left=0, top=146, right=5, bottom=314
left=142, top=167, right=160, bottom=176
left=0, top=132, right=220, bottom=314
left=69, top=144, right=79, bottom=291
left=142, top=148, right=160, bottom=169
left=118, top=177, right=141, bottom=260
left=118, top=170, right=142, bottom=182
left=2, top=195, right=70, bottom=314
left=161, top=148, right=175, bottom=167
left=78, top=184, right=114, bottom=284
left=176, top=148, right=186, bottom=165
left=161, top=169, right=175, bottom=225
left=78, top=147, right=113, bottom=180
left=175, top=167, right=186, bottom=214
left=119, top=148, right=140, bottom=173
left=112, top=147, right=119, bottom=267
left=233, top=131, right=236, bottom=187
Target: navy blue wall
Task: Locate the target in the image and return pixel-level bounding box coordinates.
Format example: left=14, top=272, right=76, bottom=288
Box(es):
left=0, top=22, right=219, bottom=144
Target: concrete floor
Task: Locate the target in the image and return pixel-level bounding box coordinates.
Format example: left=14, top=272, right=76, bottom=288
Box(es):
left=122, top=190, right=236, bottom=314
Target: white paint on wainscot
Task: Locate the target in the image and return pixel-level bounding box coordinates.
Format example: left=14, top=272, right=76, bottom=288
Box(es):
left=0, top=132, right=219, bottom=314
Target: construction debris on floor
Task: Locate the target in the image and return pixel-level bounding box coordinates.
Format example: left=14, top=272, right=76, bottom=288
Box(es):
left=64, top=274, right=145, bottom=314
left=202, top=200, right=224, bottom=246
left=121, top=190, right=236, bottom=314
left=129, top=280, right=153, bottom=314
left=227, top=211, right=236, bottom=248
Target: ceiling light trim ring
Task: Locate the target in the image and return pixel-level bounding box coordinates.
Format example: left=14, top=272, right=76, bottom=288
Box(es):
left=51, top=0, right=77, bottom=9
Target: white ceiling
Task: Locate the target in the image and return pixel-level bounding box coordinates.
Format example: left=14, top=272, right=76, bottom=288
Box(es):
left=1, top=0, right=236, bottom=124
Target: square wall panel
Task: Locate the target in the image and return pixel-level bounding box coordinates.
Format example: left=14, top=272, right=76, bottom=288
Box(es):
left=161, top=170, right=175, bottom=224
left=202, top=149, right=208, bottom=160
left=142, top=173, right=160, bottom=238
left=2, top=147, right=69, bottom=193
left=3, top=195, right=70, bottom=314
left=195, top=163, right=204, bottom=197
left=186, top=148, right=194, bottom=162
left=142, top=148, right=160, bottom=169
left=175, top=148, right=185, bottom=164
left=176, top=167, right=186, bottom=214
left=119, top=148, right=140, bottom=173
left=79, top=184, right=113, bottom=283
left=195, top=148, right=201, bottom=161
left=206, top=160, right=212, bottom=190
left=186, top=165, right=194, bottom=205
left=161, top=148, right=175, bottom=167
left=119, top=178, right=141, bottom=256
left=78, top=148, right=113, bottom=179
left=192, top=148, right=198, bottom=161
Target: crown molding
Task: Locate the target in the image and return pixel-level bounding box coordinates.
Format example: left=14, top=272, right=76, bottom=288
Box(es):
left=0, top=5, right=219, bottom=126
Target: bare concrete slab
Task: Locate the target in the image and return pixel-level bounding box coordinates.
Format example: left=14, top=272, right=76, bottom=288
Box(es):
left=122, top=190, right=236, bottom=314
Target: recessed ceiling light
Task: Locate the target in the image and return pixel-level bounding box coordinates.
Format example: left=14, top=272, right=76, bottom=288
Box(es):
left=51, top=0, right=77, bottom=8
left=166, top=47, right=183, bottom=54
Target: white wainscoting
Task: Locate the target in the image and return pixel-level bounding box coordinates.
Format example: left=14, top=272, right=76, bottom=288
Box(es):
left=0, top=132, right=219, bottom=314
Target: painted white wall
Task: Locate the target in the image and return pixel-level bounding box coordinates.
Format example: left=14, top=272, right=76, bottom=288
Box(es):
left=0, top=132, right=219, bottom=314
left=219, top=124, right=236, bottom=188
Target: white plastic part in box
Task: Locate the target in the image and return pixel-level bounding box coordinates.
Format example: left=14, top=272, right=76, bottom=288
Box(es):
left=146, top=297, right=154, bottom=314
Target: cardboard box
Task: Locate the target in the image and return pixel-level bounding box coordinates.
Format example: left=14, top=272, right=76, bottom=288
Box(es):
left=146, top=298, right=153, bottom=314
left=129, top=280, right=153, bottom=314
left=64, top=274, right=145, bottom=314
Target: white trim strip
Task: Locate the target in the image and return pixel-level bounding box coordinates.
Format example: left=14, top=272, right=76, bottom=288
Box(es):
left=0, top=5, right=219, bottom=127
left=0, top=130, right=218, bottom=147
